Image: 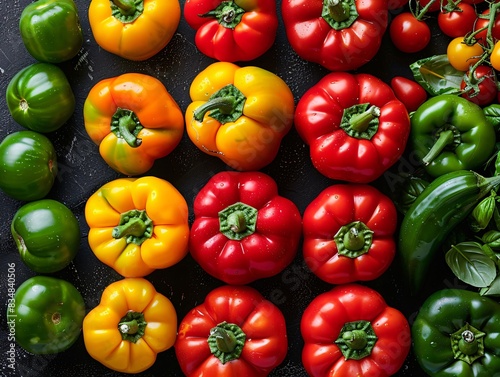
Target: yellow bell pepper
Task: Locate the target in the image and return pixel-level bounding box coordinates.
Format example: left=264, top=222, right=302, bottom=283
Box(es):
left=85, top=176, right=189, bottom=277
left=88, top=0, right=180, bottom=61
left=186, top=62, right=295, bottom=171
left=83, top=278, right=177, bottom=373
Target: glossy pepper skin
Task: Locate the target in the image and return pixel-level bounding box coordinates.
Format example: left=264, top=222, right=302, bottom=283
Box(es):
left=186, top=62, right=294, bottom=171
left=10, top=276, right=85, bottom=354
left=190, top=171, right=302, bottom=284
left=301, top=284, right=411, bottom=377
left=184, top=0, right=278, bottom=62
left=0, top=131, right=58, bottom=201
left=175, top=285, right=288, bottom=376
left=410, top=94, right=496, bottom=178
left=6, top=63, right=76, bottom=133
left=295, top=72, right=410, bottom=183
left=88, top=0, right=180, bottom=61
left=83, top=278, right=177, bottom=373
left=85, top=176, right=189, bottom=277
left=282, top=0, right=389, bottom=71
left=83, top=73, right=184, bottom=176
left=20, top=0, right=83, bottom=63
left=303, top=184, right=397, bottom=284
left=412, top=289, right=500, bottom=376
left=12, top=199, right=81, bottom=273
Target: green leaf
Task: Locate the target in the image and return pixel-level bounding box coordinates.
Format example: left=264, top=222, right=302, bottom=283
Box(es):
left=483, top=104, right=500, bottom=131
left=482, top=230, right=500, bottom=250
left=445, top=242, right=497, bottom=288
left=470, top=191, right=497, bottom=232
left=480, top=274, right=500, bottom=296
left=410, top=54, right=463, bottom=96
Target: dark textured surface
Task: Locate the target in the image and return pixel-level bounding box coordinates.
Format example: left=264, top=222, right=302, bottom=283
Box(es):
left=0, top=1, right=460, bottom=376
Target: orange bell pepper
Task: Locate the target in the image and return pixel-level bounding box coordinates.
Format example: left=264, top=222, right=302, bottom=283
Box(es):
left=83, top=73, right=184, bottom=176
left=83, top=278, right=177, bottom=373
left=185, top=62, right=295, bottom=171
left=85, top=176, right=189, bottom=277
left=88, top=0, right=180, bottom=61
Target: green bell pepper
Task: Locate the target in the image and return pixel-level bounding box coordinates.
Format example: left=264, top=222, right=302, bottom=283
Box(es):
left=6, top=63, right=76, bottom=133
left=412, top=289, right=500, bottom=376
left=9, top=276, right=85, bottom=354
left=410, top=94, right=496, bottom=178
left=19, top=0, right=83, bottom=63
left=0, top=131, right=58, bottom=201
left=12, top=199, right=81, bottom=273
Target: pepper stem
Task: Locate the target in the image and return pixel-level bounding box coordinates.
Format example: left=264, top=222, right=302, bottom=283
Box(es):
left=111, top=108, right=143, bottom=148
left=322, top=0, right=358, bottom=30
left=335, top=320, right=378, bottom=360
left=201, top=1, right=246, bottom=29
left=325, top=0, right=348, bottom=22
left=112, top=209, right=153, bottom=245
left=334, top=221, right=374, bottom=258
left=110, top=0, right=143, bottom=23
left=450, top=323, right=485, bottom=364
left=421, top=127, right=460, bottom=166
left=112, top=0, right=136, bottom=15
left=219, top=202, right=258, bottom=240
left=340, top=104, right=380, bottom=140
left=208, top=322, right=246, bottom=364
left=118, top=311, right=147, bottom=343
left=193, top=84, right=246, bottom=124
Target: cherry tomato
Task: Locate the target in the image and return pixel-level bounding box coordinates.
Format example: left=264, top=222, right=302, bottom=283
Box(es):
left=474, top=9, right=500, bottom=44
left=388, top=0, right=409, bottom=10
left=390, top=76, right=428, bottom=112
left=447, top=37, right=484, bottom=71
left=490, top=41, right=500, bottom=71
left=418, top=0, right=445, bottom=12
left=390, top=13, right=431, bottom=53
left=461, top=65, right=498, bottom=106
left=438, top=3, right=477, bottom=38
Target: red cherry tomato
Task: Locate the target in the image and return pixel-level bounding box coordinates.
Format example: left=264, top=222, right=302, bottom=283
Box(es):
left=390, top=13, right=431, bottom=53
left=418, top=0, right=445, bottom=12
left=474, top=9, right=500, bottom=44
left=461, top=65, right=498, bottom=106
left=390, top=76, right=428, bottom=112
left=438, top=3, right=477, bottom=38
left=388, top=0, right=409, bottom=10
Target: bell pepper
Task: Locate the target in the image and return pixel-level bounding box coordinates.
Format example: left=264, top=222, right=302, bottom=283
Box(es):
left=0, top=130, right=58, bottom=201
left=281, top=0, right=389, bottom=71
left=175, top=285, right=288, bottom=376
left=410, top=94, right=496, bottom=178
left=9, top=276, right=85, bottom=354
left=6, top=63, right=76, bottom=133
left=295, top=71, right=410, bottom=183
left=185, top=62, right=294, bottom=171
left=302, top=184, right=397, bottom=284
left=189, top=171, right=302, bottom=284
left=88, top=0, right=180, bottom=61
left=301, top=284, right=411, bottom=377
left=83, top=278, right=177, bottom=373
left=11, top=199, right=81, bottom=273
left=412, top=289, right=500, bottom=376
left=83, top=72, right=184, bottom=176
left=184, top=0, right=278, bottom=62
left=85, top=176, right=189, bottom=277
left=19, top=0, right=83, bottom=63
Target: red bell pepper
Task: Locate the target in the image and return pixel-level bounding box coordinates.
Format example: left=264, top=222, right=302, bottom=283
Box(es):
left=281, top=0, right=389, bottom=71
left=184, top=0, right=278, bottom=62
left=189, top=171, right=302, bottom=285
left=294, top=72, right=410, bottom=183
left=175, top=285, right=288, bottom=376
left=303, top=184, right=397, bottom=284
left=301, top=284, right=411, bottom=377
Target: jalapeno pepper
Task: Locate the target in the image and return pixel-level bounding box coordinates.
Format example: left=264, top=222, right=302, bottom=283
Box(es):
left=410, top=94, right=496, bottom=178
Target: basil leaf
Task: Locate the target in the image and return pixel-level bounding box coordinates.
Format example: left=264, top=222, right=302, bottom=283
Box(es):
left=480, top=274, right=500, bottom=296
left=410, top=54, right=463, bottom=96
left=470, top=191, right=497, bottom=232
left=482, top=230, right=500, bottom=250
left=484, top=104, right=500, bottom=131
left=445, top=242, right=497, bottom=287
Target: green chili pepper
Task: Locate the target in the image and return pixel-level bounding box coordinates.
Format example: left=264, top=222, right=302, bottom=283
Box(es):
left=19, top=0, right=83, bottom=63
left=410, top=94, right=496, bottom=178
left=412, top=289, right=500, bottom=376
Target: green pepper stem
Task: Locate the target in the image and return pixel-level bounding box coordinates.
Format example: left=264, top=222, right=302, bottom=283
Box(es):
left=325, top=0, right=348, bottom=22
left=112, top=0, right=136, bottom=15
left=342, top=330, right=368, bottom=350
left=193, top=96, right=238, bottom=122
left=118, top=113, right=142, bottom=147
left=211, top=326, right=237, bottom=353
left=118, top=311, right=147, bottom=343
left=112, top=209, right=153, bottom=245
left=335, top=221, right=374, bottom=258
left=207, top=322, right=246, bottom=364
left=335, top=320, right=378, bottom=360
left=119, top=320, right=139, bottom=335
left=450, top=323, right=485, bottom=364
left=219, top=202, right=257, bottom=241
left=349, top=106, right=380, bottom=133
left=113, top=217, right=148, bottom=239
left=422, top=130, right=455, bottom=166
left=227, top=211, right=247, bottom=233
